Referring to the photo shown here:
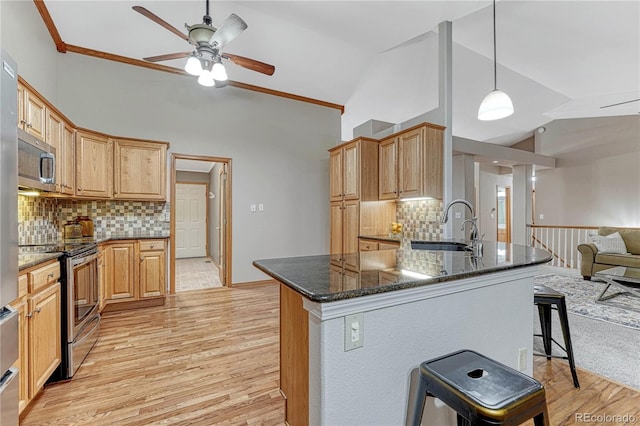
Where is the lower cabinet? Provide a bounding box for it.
[13,260,62,414]
[100,239,167,311]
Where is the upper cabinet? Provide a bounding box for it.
[378,123,444,200]
[46,109,75,195]
[76,131,113,198]
[114,139,167,200]
[329,138,379,202]
[18,82,47,140]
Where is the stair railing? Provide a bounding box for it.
[526,225,597,269]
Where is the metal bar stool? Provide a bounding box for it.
[408,349,550,426]
[534,284,580,388]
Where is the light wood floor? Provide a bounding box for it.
[21,282,640,425]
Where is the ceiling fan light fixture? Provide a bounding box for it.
[185,55,203,76]
[478,89,513,121]
[211,62,228,81]
[197,69,216,87]
[478,0,513,121]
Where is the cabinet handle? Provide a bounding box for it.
[78,187,83,191]
[150,245,155,249]
[25,312,33,319]
[140,255,144,262]
[47,272,54,278]
[26,123,33,128]
[34,307,41,314]
[20,119,26,125]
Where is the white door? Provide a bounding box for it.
[175,183,207,258]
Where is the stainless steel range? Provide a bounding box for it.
[21,242,100,380]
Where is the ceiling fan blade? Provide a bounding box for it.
[143,52,192,63]
[600,98,640,109]
[223,53,275,76]
[133,6,189,42]
[210,14,247,49]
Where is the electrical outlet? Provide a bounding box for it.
[344,313,364,351]
[250,204,257,212]
[518,347,527,371]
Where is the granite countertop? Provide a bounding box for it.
[19,252,63,270]
[253,241,552,303]
[19,231,170,270]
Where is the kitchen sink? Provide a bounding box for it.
[410,240,472,252]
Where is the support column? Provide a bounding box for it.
[512,164,533,245]
[439,21,454,238]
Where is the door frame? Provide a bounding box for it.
[170,153,232,293]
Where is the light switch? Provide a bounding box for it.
[250,204,257,212]
[258,203,264,212]
[344,313,364,351]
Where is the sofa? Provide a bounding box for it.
[577,226,640,280]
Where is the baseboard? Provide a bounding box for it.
[102,297,165,312]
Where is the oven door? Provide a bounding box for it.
[67,251,99,341]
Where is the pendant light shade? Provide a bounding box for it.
[478,0,513,121]
[478,89,513,120]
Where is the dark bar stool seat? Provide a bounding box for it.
[534,284,580,388]
[408,349,550,426]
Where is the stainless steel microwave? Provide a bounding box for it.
[17,127,56,192]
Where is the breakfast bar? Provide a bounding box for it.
[254,241,552,426]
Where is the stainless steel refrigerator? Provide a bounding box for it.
[0,48,20,426]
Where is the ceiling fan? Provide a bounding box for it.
[132,0,275,87]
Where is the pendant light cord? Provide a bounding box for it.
[492,0,497,91]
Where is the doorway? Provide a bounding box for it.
[497,186,511,243]
[170,154,232,293]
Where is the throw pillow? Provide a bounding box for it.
[590,232,628,254]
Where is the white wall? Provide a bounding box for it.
[534,115,640,227]
[3,3,341,283]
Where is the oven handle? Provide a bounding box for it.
[70,251,99,267]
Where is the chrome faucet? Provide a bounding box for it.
[441,199,483,256]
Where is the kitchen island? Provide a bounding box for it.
[253,241,552,426]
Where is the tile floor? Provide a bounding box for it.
[175,257,223,291]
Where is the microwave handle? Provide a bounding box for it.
[40,152,55,184]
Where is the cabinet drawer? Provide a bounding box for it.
[18,274,28,298]
[359,241,379,251]
[139,240,166,252]
[28,262,60,293]
[379,242,400,250]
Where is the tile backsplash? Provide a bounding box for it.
[396,199,444,243]
[18,196,169,244]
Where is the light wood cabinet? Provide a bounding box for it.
[46,110,76,195]
[104,242,136,302]
[378,123,444,200]
[101,239,167,310]
[17,82,46,140]
[98,245,106,312]
[76,130,113,198]
[114,139,167,200]
[329,138,379,202]
[14,261,62,413]
[29,282,61,395]
[139,240,166,298]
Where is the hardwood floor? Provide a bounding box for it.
[21,282,640,425]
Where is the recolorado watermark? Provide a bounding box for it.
[575,412,637,423]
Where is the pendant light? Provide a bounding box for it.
[478,0,513,121]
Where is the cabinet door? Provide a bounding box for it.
[17,83,25,127]
[98,246,106,311]
[140,250,166,298]
[379,137,398,200]
[9,297,29,413]
[60,124,76,195]
[342,142,360,200]
[28,282,61,397]
[342,200,360,270]
[114,139,167,200]
[398,127,424,198]
[423,126,443,199]
[105,243,136,301]
[329,149,343,202]
[24,90,47,140]
[330,202,343,255]
[46,109,64,193]
[76,131,113,198]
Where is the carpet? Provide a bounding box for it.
[533,273,640,390]
[534,273,640,329]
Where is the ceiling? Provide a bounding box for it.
[44,1,639,146]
